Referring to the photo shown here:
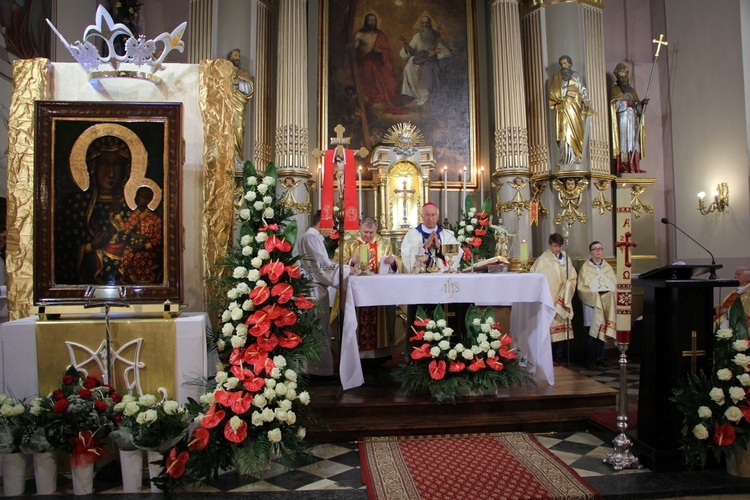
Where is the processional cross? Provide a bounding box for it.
[616,231,637,268]
[394,179,415,228]
[682,331,705,374]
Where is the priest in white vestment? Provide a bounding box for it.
[297,210,356,376]
[529,232,577,363]
[577,241,617,368]
[400,202,460,273]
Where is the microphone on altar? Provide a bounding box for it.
[660,217,718,279]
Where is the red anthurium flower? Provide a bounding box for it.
[230,364,253,381]
[274,308,297,327]
[468,357,486,372]
[244,345,269,374]
[63,375,75,385]
[474,229,487,236]
[409,328,425,342]
[429,359,447,380]
[278,330,302,349]
[492,322,503,332]
[263,223,279,232]
[201,404,226,429]
[94,400,109,412]
[413,316,431,327]
[246,309,271,328]
[256,333,279,352]
[69,430,103,466]
[262,356,276,376]
[213,390,238,408]
[262,304,283,320]
[230,393,254,414]
[285,265,301,279]
[329,229,340,240]
[462,247,472,262]
[739,403,750,424]
[271,283,294,304]
[250,285,270,306]
[449,361,466,373]
[486,357,505,371]
[188,427,210,451]
[499,346,516,360]
[478,218,490,226]
[294,295,315,309]
[165,448,190,479]
[78,388,92,399]
[469,238,482,247]
[262,261,286,283]
[500,334,513,346]
[410,343,432,360]
[275,238,292,253]
[265,235,282,253]
[224,418,249,443]
[713,422,736,447]
[243,375,266,393]
[476,211,487,218]
[52,399,69,413]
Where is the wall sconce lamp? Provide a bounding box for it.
[697,182,729,215]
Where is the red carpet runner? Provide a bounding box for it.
[359,432,600,500]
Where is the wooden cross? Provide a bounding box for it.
[311,124,369,159]
[616,231,638,268]
[394,179,415,228]
[682,330,705,374]
[652,34,668,59]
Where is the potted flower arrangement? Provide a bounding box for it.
[671,297,750,471]
[393,304,533,403]
[455,196,498,270]
[0,394,28,495]
[147,162,320,495]
[31,366,121,494]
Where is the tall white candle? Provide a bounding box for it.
[443,165,448,218]
[358,166,363,217]
[318,165,322,210]
[480,165,485,206]
[461,165,467,215]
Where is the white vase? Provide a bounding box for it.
[119,449,143,493]
[70,461,95,495]
[32,452,57,495]
[1,453,27,496]
[727,443,750,477]
[146,450,164,493]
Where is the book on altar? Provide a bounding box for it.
[461,256,510,273]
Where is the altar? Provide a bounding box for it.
[0,313,210,404]
[340,273,555,390]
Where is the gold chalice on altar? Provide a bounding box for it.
[442,244,460,273]
[414,253,429,274]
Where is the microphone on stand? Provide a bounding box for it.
[660,217,718,279]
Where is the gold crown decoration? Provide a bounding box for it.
[46,5,187,84]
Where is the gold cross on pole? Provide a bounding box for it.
[682,330,705,374]
[311,124,369,160]
[652,34,668,59]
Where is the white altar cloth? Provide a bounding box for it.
[340,273,555,390]
[0,313,209,404]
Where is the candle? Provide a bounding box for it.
[359,243,369,271]
[461,165,467,215]
[318,165,322,210]
[358,165,363,217]
[443,165,448,217]
[520,239,528,264]
[480,165,485,206]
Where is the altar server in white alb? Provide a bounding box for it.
[577,241,617,369]
[296,210,357,376]
[530,232,577,363]
[400,202,460,273]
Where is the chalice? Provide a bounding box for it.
[414,253,429,274]
[442,244,460,273]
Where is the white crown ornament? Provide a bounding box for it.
[46,5,187,84]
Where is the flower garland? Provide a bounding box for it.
[150,162,321,495]
[672,297,750,468]
[455,197,497,270]
[393,304,533,403]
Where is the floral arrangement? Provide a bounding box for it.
[149,162,320,495]
[0,395,26,454]
[455,196,497,270]
[393,304,533,403]
[322,204,342,258]
[31,367,121,465]
[111,394,191,451]
[672,297,750,468]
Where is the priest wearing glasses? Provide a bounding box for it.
[400,202,460,274]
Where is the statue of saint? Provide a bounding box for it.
[548,55,592,165]
[610,62,648,174]
[227,48,254,165]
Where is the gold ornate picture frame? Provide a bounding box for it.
[319,0,478,186]
[34,101,183,304]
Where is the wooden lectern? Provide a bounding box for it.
[633,264,738,471]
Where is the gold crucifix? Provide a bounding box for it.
[394,178,415,228]
[682,330,705,374]
[311,124,369,160]
[652,34,668,59]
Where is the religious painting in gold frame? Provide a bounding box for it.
[319,0,478,187]
[34,101,183,304]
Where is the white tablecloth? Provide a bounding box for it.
[341,273,555,390]
[0,312,209,404]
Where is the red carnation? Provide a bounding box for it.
[94,400,109,412]
[78,388,92,400]
[52,399,69,413]
[83,376,99,389]
[52,390,65,401]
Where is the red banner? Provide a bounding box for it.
[321,150,337,231]
[323,147,359,231]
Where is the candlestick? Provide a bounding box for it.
[461,165,467,215]
[318,165,322,210]
[358,165,363,217]
[520,239,528,264]
[443,165,448,217]
[480,165,485,206]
